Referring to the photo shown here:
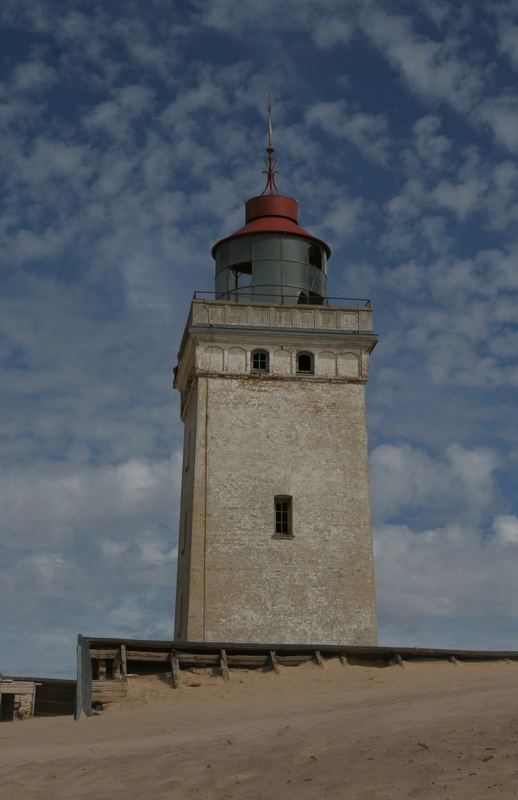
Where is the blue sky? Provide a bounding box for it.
[2,0,518,677]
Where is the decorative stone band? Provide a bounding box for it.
[190,299,373,334]
[195,343,367,380]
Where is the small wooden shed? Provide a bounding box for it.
[0,679,39,721]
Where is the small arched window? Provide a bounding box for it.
[251,349,269,373]
[297,351,314,374]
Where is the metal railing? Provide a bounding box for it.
[193,288,371,308]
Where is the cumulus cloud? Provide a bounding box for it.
[360,8,484,111]
[493,515,518,544]
[12,59,57,91]
[312,18,353,49]
[306,99,390,163]
[485,160,518,229]
[371,442,500,525]
[0,454,181,675]
[0,269,185,675]
[371,399,517,648]
[413,115,451,169]
[318,195,366,242]
[375,519,518,648]
[2,457,180,548]
[495,6,518,69]
[433,175,485,220]
[480,95,518,152]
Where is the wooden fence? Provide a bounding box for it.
[75,634,518,719]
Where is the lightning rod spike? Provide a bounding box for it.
[261,88,279,195]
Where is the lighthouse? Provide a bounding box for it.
[173,115,378,645]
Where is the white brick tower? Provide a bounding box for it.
[173,131,378,645]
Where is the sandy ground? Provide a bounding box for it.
[1,658,518,799]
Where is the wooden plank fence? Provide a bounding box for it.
[75,634,518,717]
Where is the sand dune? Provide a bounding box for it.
[1,658,518,799]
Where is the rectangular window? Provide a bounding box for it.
[252,350,269,373]
[274,496,293,537]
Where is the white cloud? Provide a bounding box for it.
[0,448,182,674]
[480,95,518,152]
[493,515,518,544]
[318,195,365,242]
[312,18,353,49]
[371,442,500,524]
[375,519,518,645]
[413,114,451,169]
[360,9,483,111]
[115,84,155,113]
[496,19,518,68]
[305,99,389,163]
[13,60,57,92]
[485,160,518,229]
[433,175,485,219]
[15,138,93,185]
[1,456,180,548]
[417,0,451,28]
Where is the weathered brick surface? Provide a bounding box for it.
[174,300,378,646]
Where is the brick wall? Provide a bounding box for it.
[174,301,378,646]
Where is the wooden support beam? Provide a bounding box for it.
[98,659,107,681]
[392,654,405,668]
[126,651,169,662]
[120,645,127,681]
[90,649,119,660]
[339,653,348,666]
[0,681,39,695]
[269,650,280,674]
[276,654,314,665]
[76,635,93,719]
[170,651,181,689]
[227,655,268,666]
[220,649,230,681]
[112,653,121,681]
[314,650,324,668]
[178,654,220,666]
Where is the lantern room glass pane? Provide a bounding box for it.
[215,270,230,298]
[308,265,326,295]
[215,241,230,272]
[308,243,323,270]
[253,234,282,260]
[321,251,327,275]
[282,236,308,263]
[228,237,252,266]
[252,284,282,303]
[281,262,308,294]
[252,261,282,297]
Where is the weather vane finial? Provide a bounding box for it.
[261,89,279,195]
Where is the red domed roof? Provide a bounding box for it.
[211,194,331,259]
